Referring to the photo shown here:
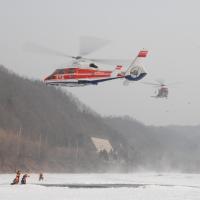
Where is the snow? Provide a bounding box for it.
[1,173,200,200]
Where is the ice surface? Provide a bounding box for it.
[1,173,200,200]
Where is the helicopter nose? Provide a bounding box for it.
[44,76,49,81]
[44,76,52,83]
[44,75,54,81]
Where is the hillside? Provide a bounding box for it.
[0,66,132,172]
[106,116,200,172]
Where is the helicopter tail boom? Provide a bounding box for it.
[111,65,123,77]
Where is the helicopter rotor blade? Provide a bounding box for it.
[155,78,165,85]
[79,36,110,57]
[24,43,74,59]
[79,36,131,65]
[165,81,182,86]
[24,37,130,67]
[142,82,162,86]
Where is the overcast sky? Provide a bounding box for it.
[0,0,200,126]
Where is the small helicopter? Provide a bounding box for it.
[26,37,148,87]
[142,80,181,98]
[142,80,169,98]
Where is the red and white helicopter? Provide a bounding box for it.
[142,79,180,99]
[26,37,148,87]
[44,50,148,87]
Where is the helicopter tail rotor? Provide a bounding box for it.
[124,50,148,82]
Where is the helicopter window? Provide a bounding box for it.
[89,63,98,69]
[68,68,75,74]
[53,69,65,75]
[58,69,65,74]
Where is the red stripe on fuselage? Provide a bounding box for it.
[51,68,112,80]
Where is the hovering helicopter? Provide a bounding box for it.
[142,80,169,98]
[142,80,181,98]
[25,37,149,87]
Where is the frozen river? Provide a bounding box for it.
[1,173,200,200]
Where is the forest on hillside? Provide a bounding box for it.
[0,66,133,172]
[106,116,200,172]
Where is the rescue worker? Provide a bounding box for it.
[11,170,21,185]
[21,174,30,184]
[39,173,44,181]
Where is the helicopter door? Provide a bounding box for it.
[68,68,75,79]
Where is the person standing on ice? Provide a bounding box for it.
[39,173,44,181]
[21,174,30,184]
[11,170,21,185]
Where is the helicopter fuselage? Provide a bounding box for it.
[44,67,125,87]
[44,50,148,87]
[156,87,168,98]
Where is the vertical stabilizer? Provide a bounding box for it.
[125,50,148,81]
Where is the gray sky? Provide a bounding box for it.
[1,0,200,126]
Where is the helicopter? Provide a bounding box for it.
[142,80,169,98]
[142,79,181,98]
[25,37,148,87]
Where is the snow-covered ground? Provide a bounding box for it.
[1,173,200,200]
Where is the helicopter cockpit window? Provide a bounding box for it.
[53,69,65,75]
[58,69,65,74]
[89,63,98,69]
